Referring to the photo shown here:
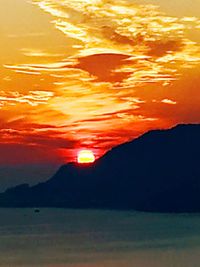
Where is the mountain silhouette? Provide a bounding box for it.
[0,124,200,212]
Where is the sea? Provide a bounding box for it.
[0,208,199,267]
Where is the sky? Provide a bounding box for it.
[0,0,200,189]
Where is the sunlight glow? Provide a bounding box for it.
[77,150,95,164]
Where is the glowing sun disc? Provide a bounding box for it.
[77,150,95,164]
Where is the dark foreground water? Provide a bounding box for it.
[0,208,200,267]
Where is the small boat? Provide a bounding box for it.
[34,208,40,213]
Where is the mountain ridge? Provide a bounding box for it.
[0,123,200,212]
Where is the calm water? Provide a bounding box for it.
[0,209,200,267]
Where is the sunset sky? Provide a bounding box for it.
[0,0,199,189]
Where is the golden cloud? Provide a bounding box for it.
[31,0,200,87]
[7,0,200,89]
[0,90,54,107]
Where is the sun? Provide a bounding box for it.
[77,150,95,164]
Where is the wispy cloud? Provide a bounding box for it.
[31,0,200,87]
[21,48,65,58]
[7,0,200,88]
[161,99,177,105]
[0,91,54,107]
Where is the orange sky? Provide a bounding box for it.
[0,0,200,186]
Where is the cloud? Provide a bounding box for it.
[152,99,177,105]
[32,0,200,71]
[161,99,177,105]
[0,90,54,107]
[21,48,65,58]
[7,0,200,88]
[0,127,77,149]
[0,119,81,164]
